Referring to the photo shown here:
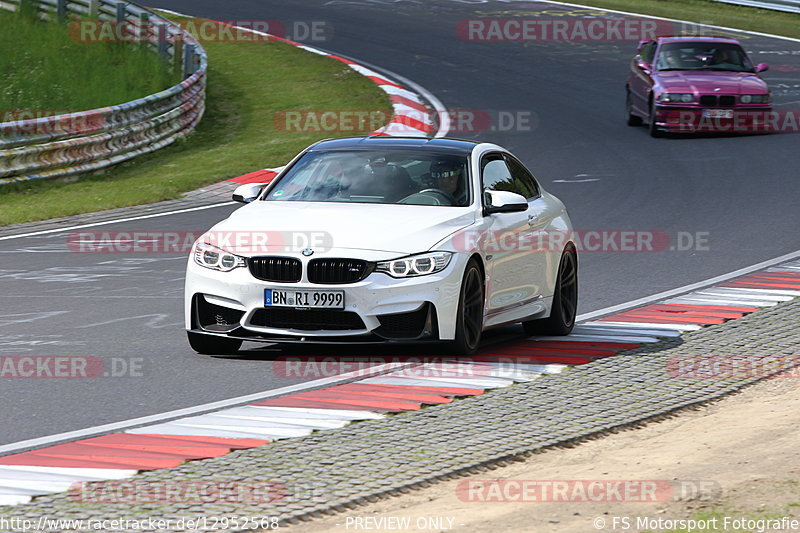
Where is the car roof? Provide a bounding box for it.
[656,35,742,45]
[308,136,480,155]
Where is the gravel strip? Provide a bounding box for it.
[2,298,798,532]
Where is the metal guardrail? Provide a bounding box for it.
[712,0,800,14]
[0,0,207,184]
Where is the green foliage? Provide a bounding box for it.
[0,9,178,113]
[0,14,391,225]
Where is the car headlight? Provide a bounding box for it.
[193,242,246,272]
[741,94,769,104]
[375,252,452,278]
[657,93,695,103]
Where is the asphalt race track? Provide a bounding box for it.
[2,0,799,446]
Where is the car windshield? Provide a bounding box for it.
[262,149,471,207]
[655,42,754,72]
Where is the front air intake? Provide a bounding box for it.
[248,257,302,282]
[307,258,371,284]
[250,308,366,330]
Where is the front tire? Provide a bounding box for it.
[626,90,642,126]
[187,331,243,355]
[649,102,663,138]
[523,246,578,337]
[449,260,484,354]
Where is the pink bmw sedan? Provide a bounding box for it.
[626,36,771,136]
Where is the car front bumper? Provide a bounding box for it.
[652,105,774,133]
[184,254,469,344]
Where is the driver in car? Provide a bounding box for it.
[660,48,683,69]
[430,160,467,206]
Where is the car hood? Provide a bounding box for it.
[655,70,768,94]
[204,201,477,256]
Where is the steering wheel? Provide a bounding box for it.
[415,188,457,205]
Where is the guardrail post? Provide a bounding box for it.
[18,0,35,17]
[173,33,184,75]
[138,11,150,49]
[56,0,67,23]
[183,44,196,79]
[156,22,168,60]
[88,0,99,19]
[115,1,126,22]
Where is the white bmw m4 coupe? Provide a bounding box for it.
[185,136,577,355]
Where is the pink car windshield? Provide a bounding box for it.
[655,42,754,72]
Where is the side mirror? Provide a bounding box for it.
[637,60,652,73]
[755,63,769,73]
[232,183,268,203]
[483,190,528,216]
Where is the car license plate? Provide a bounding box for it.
[702,109,734,119]
[265,289,344,309]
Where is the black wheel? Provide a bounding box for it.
[187,331,243,355]
[649,101,663,138]
[523,247,578,337]
[449,260,484,354]
[626,90,642,126]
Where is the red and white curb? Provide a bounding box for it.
[227,166,285,186]
[1,259,798,506]
[288,40,436,138]
[275,45,435,138]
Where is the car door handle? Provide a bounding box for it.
[527,215,537,226]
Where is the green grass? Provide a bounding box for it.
[569,0,800,39]
[0,14,391,225]
[0,9,178,114]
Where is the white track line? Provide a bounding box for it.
[666,297,778,307]
[0,362,415,457]
[585,321,703,331]
[0,202,235,242]
[697,288,794,301]
[576,249,800,322]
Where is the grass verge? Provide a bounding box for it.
[0,9,178,115]
[566,0,800,39]
[0,15,392,226]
